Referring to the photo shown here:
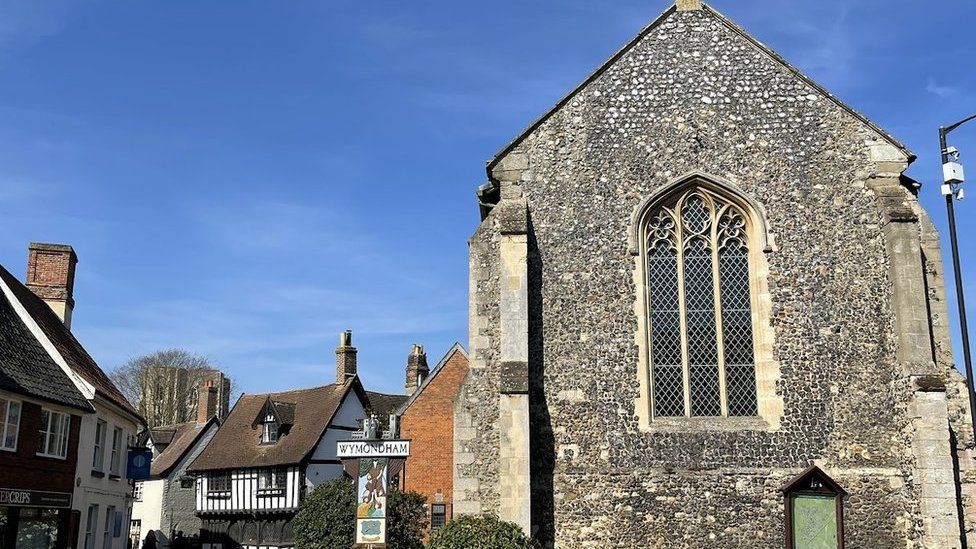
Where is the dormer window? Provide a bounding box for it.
[261,415,279,444]
[254,398,293,445]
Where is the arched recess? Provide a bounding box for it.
[631,172,782,431]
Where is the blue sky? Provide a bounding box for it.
[1,0,974,397]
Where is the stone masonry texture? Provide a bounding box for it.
[455,3,975,548]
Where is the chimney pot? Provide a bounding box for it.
[336,330,357,383]
[405,344,430,396]
[26,243,78,329]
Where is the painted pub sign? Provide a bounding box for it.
[337,413,410,548]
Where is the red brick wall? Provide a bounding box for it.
[0,400,81,493]
[26,243,76,302]
[400,348,468,520]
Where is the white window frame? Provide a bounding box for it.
[37,409,70,459]
[261,420,279,444]
[93,419,106,470]
[431,504,448,529]
[85,504,99,549]
[642,188,758,418]
[133,481,144,502]
[1,397,21,451]
[129,519,141,549]
[103,505,115,549]
[110,426,123,475]
[257,469,285,493]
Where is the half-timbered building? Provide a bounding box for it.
[186,332,404,549]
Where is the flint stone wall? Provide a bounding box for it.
[457,5,970,548]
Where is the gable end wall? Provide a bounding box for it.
[457,5,963,548]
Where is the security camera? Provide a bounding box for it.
[947,146,962,160]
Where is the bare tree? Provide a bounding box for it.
[110,349,236,429]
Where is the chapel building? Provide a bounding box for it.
[454,1,976,547]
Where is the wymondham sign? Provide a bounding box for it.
[337,412,411,548]
[337,441,410,459]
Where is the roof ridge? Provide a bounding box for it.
[239,381,346,399]
[152,421,196,431]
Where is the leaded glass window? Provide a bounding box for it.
[644,188,758,418]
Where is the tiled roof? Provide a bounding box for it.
[365,390,408,418]
[188,379,362,472]
[150,419,216,478]
[151,428,177,445]
[0,271,92,412]
[0,265,142,422]
[272,401,296,425]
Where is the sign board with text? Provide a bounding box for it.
[337,440,410,459]
[338,430,410,548]
[0,488,72,508]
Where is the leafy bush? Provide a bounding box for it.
[387,490,427,549]
[293,477,427,549]
[426,514,537,549]
[293,478,355,549]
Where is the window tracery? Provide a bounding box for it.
[644,187,758,418]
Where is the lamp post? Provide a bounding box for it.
[940,113,976,433]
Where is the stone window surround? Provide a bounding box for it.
[631,172,783,432]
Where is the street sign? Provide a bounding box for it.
[338,413,410,548]
[337,440,410,459]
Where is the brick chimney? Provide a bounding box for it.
[405,344,429,396]
[197,381,218,424]
[336,330,357,383]
[26,243,78,329]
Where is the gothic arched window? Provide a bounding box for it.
[643,186,759,418]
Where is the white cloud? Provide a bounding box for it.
[190,197,374,256]
[926,78,957,98]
